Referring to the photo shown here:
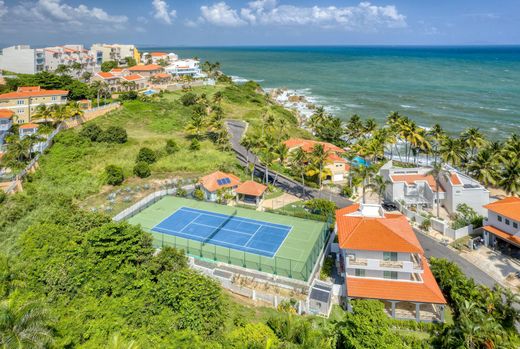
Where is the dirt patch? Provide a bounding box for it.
[262,193,301,210]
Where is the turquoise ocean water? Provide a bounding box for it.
[144,46,520,138]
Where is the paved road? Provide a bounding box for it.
[415,228,496,288]
[226,120,353,208]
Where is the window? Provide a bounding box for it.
[505,219,510,225]
[18,109,24,114]
[17,100,24,105]
[384,271,398,279]
[383,252,398,261]
[514,222,518,229]
[52,96,57,101]
[497,215,502,222]
[355,269,365,277]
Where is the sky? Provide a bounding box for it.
[0,0,519,47]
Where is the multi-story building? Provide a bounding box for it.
[482,197,520,256]
[0,45,45,74]
[380,161,489,215]
[336,203,446,322]
[283,138,350,183]
[0,109,14,148]
[127,64,164,78]
[90,44,140,64]
[43,45,97,74]
[120,74,147,90]
[0,86,68,124]
[165,59,203,77]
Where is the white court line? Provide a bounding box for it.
[179,213,202,233]
[244,225,262,247]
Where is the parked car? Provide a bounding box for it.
[382,201,398,211]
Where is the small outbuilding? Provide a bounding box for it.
[236,180,267,207]
[198,171,241,202]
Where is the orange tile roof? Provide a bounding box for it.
[284,138,345,154]
[336,204,423,253]
[0,87,68,100]
[484,197,520,221]
[450,173,462,185]
[0,109,14,119]
[153,73,171,79]
[19,123,39,130]
[327,152,348,164]
[110,68,124,73]
[96,72,117,79]
[391,174,445,193]
[483,225,520,247]
[121,74,144,81]
[346,256,446,304]
[199,171,241,192]
[236,181,267,197]
[128,64,162,72]
[151,52,167,57]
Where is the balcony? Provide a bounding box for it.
[347,256,423,273]
[380,260,403,268]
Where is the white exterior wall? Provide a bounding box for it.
[486,211,520,235]
[0,46,39,74]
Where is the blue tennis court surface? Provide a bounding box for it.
[152,207,292,257]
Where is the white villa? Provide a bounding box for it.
[165,59,203,77]
[482,197,520,255]
[379,161,489,215]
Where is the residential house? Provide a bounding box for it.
[236,181,267,207]
[19,123,46,153]
[0,109,14,148]
[380,161,489,215]
[165,59,203,77]
[141,52,178,65]
[92,72,120,92]
[109,68,127,77]
[283,138,350,183]
[482,197,520,256]
[90,44,140,65]
[336,203,446,322]
[128,64,164,78]
[0,86,68,124]
[150,73,172,84]
[199,171,241,202]
[120,74,147,90]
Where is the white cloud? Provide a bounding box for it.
[194,1,406,30]
[137,16,149,24]
[0,1,7,18]
[200,2,247,27]
[152,0,177,25]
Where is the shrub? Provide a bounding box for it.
[176,187,187,197]
[304,198,337,217]
[101,60,118,72]
[340,185,353,198]
[419,218,432,231]
[226,323,279,349]
[0,191,6,204]
[133,161,151,178]
[180,92,197,106]
[164,139,179,154]
[450,203,484,230]
[118,91,138,101]
[193,188,205,201]
[189,139,200,151]
[100,126,127,144]
[320,256,334,280]
[105,165,124,185]
[79,123,102,141]
[136,147,157,164]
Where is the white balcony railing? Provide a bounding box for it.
[347,257,423,273]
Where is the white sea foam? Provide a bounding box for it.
[230,75,264,83]
[345,103,363,108]
[400,104,416,109]
[497,108,509,111]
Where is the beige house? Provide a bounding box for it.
[0,86,68,124]
[127,64,164,78]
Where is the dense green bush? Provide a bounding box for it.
[79,123,103,141]
[104,165,124,185]
[165,139,180,154]
[0,191,6,205]
[101,61,118,72]
[133,161,151,178]
[450,203,484,229]
[136,147,157,164]
[189,139,201,151]
[118,91,138,101]
[180,92,197,106]
[100,126,128,143]
[304,199,337,218]
[193,188,205,201]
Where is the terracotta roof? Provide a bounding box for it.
[284,138,345,154]
[391,174,445,193]
[236,181,267,197]
[336,204,423,253]
[128,64,162,72]
[328,152,348,164]
[199,171,241,192]
[450,173,462,185]
[151,52,167,57]
[19,123,39,130]
[483,225,520,247]
[484,197,520,221]
[153,73,171,79]
[346,256,446,304]
[96,72,117,79]
[110,68,124,73]
[0,109,14,119]
[0,87,68,100]
[121,74,144,81]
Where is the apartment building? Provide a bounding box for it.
[283,138,350,183]
[165,59,203,77]
[482,197,520,256]
[0,109,14,147]
[380,161,489,215]
[90,44,140,64]
[336,203,446,322]
[0,45,45,74]
[44,45,97,73]
[141,52,178,65]
[0,87,68,124]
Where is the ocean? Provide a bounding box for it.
[143,46,520,138]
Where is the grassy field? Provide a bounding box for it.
[127,196,328,281]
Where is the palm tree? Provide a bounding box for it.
[368,175,390,204]
[185,110,206,140]
[363,118,378,136]
[440,136,464,167]
[353,164,375,204]
[461,127,487,160]
[498,158,520,196]
[33,104,52,123]
[344,114,364,142]
[427,123,445,165]
[467,147,498,186]
[260,139,277,185]
[90,80,108,108]
[307,107,326,133]
[310,144,331,190]
[290,147,308,197]
[0,300,52,348]
[212,91,223,105]
[240,135,255,176]
[427,163,451,218]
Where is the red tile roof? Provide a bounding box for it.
[121,74,144,81]
[199,171,241,192]
[0,87,68,100]
[128,64,162,72]
[236,181,267,197]
[151,52,167,57]
[96,72,117,79]
[450,173,462,185]
[19,123,39,130]
[284,138,345,154]
[346,256,446,304]
[391,174,445,193]
[0,109,14,119]
[483,225,520,247]
[484,197,520,221]
[153,73,171,79]
[110,68,124,73]
[328,152,348,164]
[336,204,423,253]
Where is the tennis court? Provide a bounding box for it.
[152,207,291,257]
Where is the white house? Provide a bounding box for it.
[198,171,241,202]
[379,161,489,215]
[165,59,203,77]
[482,197,520,256]
[0,45,45,74]
[336,203,446,322]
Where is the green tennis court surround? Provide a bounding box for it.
[127,196,330,281]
